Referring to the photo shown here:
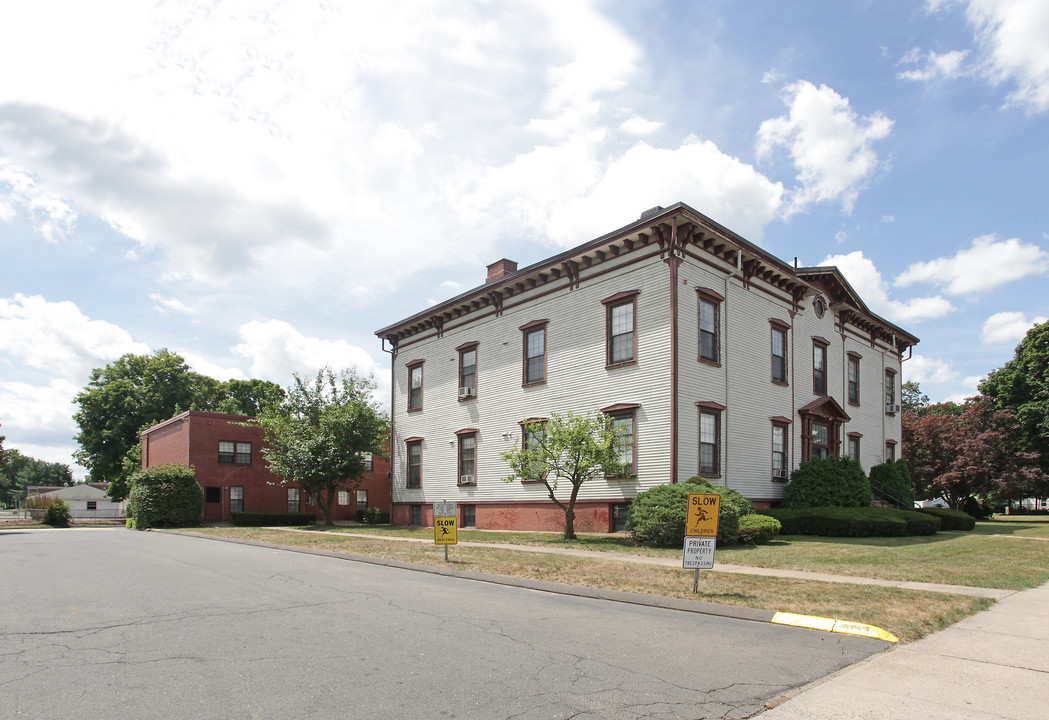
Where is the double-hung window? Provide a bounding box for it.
[848,353,861,405]
[770,320,789,384]
[848,433,862,462]
[219,441,251,464]
[287,488,300,513]
[813,339,828,395]
[230,486,244,513]
[520,418,548,481]
[458,342,477,399]
[456,430,477,485]
[407,361,424,411]
[697,402,724,477]
[885,370,897,414]
[602,403,638,477]
[697,289,723,364]
[406,439,422,488]
[771,420,789,480]
[603,291,638,367]
[521,320,548,385]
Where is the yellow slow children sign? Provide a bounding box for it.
[685,493,721,537]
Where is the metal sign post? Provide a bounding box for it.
[433,500,458,561]
[683,493,721,592]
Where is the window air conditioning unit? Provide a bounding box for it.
[458,386,475,399]
[459,474,475,485]
[772,469,788,479]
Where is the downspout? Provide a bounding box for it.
[668,217,680,483]
[723,251,743,488]
[381,337,396,515]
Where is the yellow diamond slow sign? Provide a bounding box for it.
[686,493,720,537]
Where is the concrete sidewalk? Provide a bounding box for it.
[759,578,1049,719]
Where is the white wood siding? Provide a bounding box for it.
[391,254,674,507]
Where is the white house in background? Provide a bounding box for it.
[28,484,124,519]
[375,202,919,533]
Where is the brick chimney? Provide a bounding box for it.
[486,258,518,283]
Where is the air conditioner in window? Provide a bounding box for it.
[459,474,475,485]
[887,403,900,413]
[458,386,475,399]
[772,468,788,479]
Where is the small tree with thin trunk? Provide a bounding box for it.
[501,411,626,540]
[250,367,388,526]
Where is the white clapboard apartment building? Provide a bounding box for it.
[375,202,919,532]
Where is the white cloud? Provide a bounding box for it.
[819,251,955,323]
[232,320,389,406]
[761,70,785,84]
[904,354,962,384]
[894,234,1049,294]
[149,293,194,316]
[757,80,893,214]
[0,294,150,380]
[461,135,785,249]
[0,159,77,242]
[981,311,1049,343]
[881,215,895,223]
[619,116,664,135]
[946,375,986,404]
[0,378,80,438]
[966,0,1049,113]
[897,49,969,81]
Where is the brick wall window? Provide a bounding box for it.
[230,486,244,513]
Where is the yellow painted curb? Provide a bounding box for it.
[772,612,899,643]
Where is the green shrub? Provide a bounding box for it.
[685,477,755,518]
[962,497,993,519]
[357,507,389,524]
[43,499,72,527]
[127,464,203,529]
[868,461,915,508]
[763,506,940,537]
[783,456,872,509]
[627,479,741,547]
[230,512,317,526]
[919,507,976,531]
[737,514,781,544]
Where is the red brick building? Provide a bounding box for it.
[141,411,391,523]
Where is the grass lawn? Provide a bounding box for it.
[274,519,1049,590]
[182,525,996,643]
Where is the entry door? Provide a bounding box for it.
[203,486,223,521]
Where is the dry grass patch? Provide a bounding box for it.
[180,526,986,642]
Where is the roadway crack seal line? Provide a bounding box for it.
[771,611,899,643]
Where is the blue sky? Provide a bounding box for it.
[2,0,1047,480]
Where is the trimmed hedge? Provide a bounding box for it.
[869,460,915,508]
[626,478,742,547]
[737,514,781,544]
[919,507,976,531]
[231,512,317,526]
[784,456,872,509]
[763,506,941,537]
[127,464,203,529]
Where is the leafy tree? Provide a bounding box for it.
[73,350,286,490]
[905,397,1044,508]
[0,450,74,507]
[901,381,930,415]
[74,350,199,486]
[250,367,388,526]
[501,411,626,540]
[981,320,1049,476]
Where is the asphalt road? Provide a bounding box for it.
[1,529,889,719]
